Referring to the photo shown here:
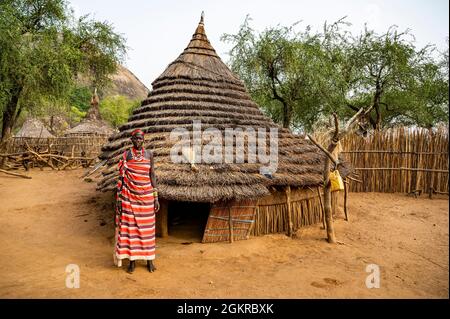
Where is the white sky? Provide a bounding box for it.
[69,0,449,89]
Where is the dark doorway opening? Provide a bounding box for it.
[168,201,211,242]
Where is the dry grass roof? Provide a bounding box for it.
[97,14,328,202]
[65,91,115,137]
[15,118,54,138]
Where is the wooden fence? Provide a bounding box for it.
[338,127,448,194]
[10,136,108,158]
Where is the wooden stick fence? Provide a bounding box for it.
[336,127,449,194]
[0,136,108,172]
[10,136,108,158]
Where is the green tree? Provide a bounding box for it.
[345,27,448,129]
[0,0,126,142]
[222,16,326,130]
[99,95,140,128]
[68,85,92,112]
[223,16,448,131]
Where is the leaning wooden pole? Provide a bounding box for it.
[0,168,32,179]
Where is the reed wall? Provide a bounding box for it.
[338,127,448,193]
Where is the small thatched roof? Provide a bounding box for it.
[15,118,54,138]
[65,89,115,137]
[97,14,327,202]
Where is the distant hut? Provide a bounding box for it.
[65,89,115,137]
[15,118,54,138]
[97,14,345,243]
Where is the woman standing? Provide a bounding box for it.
[114,129,160,273]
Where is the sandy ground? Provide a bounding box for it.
[0,169,448,298]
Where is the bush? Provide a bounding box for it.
[99,95,140,128]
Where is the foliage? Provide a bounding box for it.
[69,85,92,113]
[69,105,86,124]
[0,0,127,140]
[99,95,140,128]
[222,16,449,131]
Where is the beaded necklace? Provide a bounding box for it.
[131,147,145,161]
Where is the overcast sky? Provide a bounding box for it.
[69,0,449,89]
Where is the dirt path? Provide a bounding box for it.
[0,169,448,298]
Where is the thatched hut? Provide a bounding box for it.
[15,118,54,138]
[97,14,345,243]
[65,89,115,137]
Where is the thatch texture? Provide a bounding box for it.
[15,118,54,138]
[65,90,116,137]
[65,119,115,137]
[97,15,326,202]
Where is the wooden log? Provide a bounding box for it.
[25,143,57,170]
[0,168,32,179]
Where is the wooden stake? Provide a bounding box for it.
[228,205,233,243]
[344,179,349,221]
[159,199,169,237]
[316,187,326,229]
[285,186,293,237]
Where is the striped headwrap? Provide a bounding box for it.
[131,129,144,137]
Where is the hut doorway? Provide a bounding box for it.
[167,201,211,242]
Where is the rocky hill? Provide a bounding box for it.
[104,64,150,100]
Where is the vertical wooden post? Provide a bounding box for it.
[285,186,293,237]
[158,199,169,238]
[317,187,326,229]
[228,205,233,243]
[323,161,337,243]
[344,179,349,221]
[427,128,435,199]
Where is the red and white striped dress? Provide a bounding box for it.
[114,148,156,264]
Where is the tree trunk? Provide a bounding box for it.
[1,88,22,143]
[323,157,337,243]
[282,102,292,129]
[373,84,383,130]
[375,104,381,130]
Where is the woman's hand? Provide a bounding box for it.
[155,199,160,212]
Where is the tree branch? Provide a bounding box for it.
[338,104,375,139]
[346,103,360,112]
[307,134,338,167]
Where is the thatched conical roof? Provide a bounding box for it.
[15,118,54,138]
[97,14,325,202]
[65,89,115,137]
